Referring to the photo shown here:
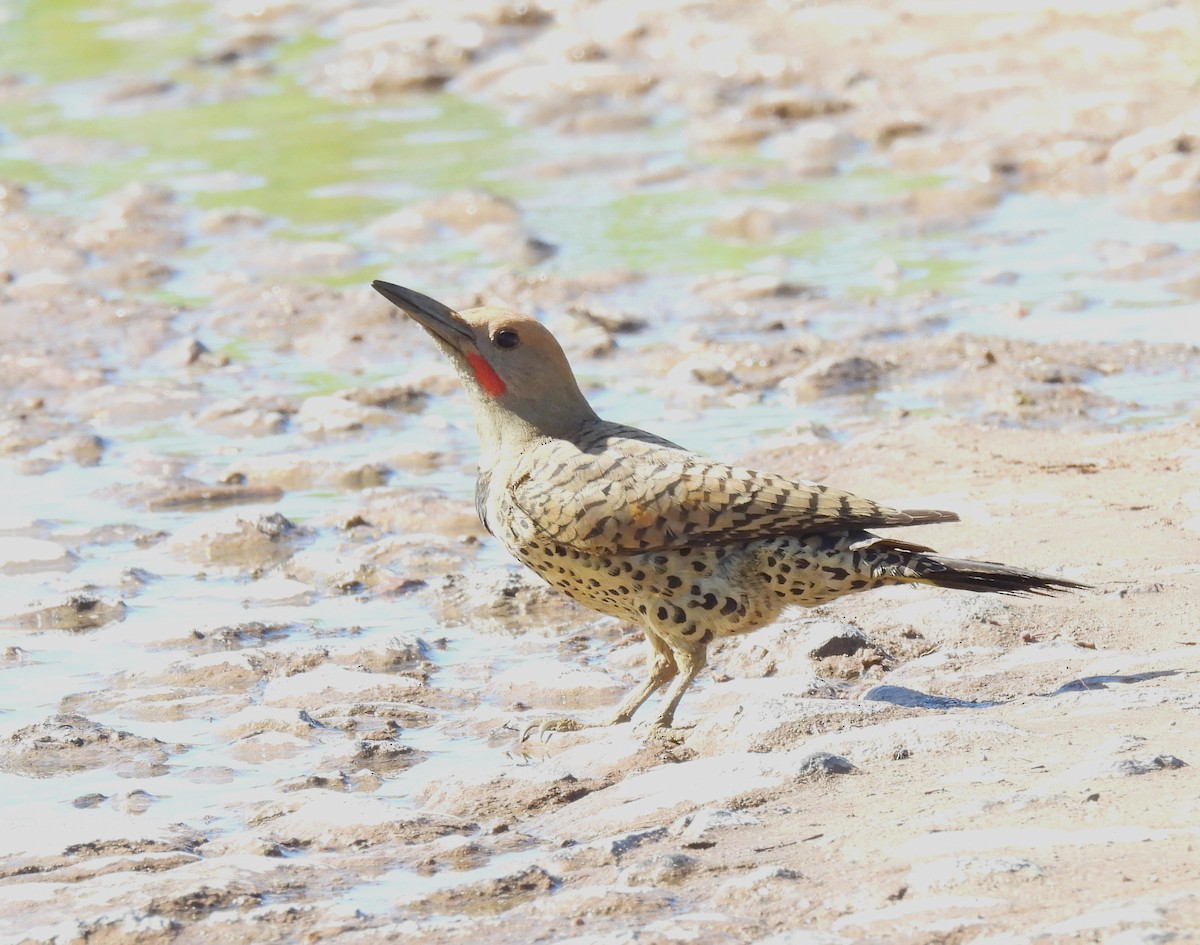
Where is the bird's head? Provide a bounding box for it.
[373,281,598,449]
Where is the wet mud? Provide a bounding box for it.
[1,1,1199,943]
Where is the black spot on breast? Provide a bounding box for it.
[666,575,682,589]
[656,606,668,620]
[691,561,706,572]
[720,597,738,616]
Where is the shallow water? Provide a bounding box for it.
[1,0,1199,926]
[5,3,1200,341]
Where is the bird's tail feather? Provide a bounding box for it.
[886,551,1088,597]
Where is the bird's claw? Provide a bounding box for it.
[518,716,586,743]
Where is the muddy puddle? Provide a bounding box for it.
[2,1,1200,943]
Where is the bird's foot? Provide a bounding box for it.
[518,716,590,743]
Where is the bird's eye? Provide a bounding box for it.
[494,328,520,349]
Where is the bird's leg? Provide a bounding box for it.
[602,638,678,725]
[519,633,677,742]
[642,641,707,733]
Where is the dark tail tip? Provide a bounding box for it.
[917,555,1089,597]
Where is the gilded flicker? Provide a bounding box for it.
[373,281,1085,736]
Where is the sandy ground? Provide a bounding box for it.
[388,421,1200,945]
[1,1,1199,943]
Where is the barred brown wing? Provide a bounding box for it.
[507,423,958,556]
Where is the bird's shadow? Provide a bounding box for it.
[864,670,1187,710]
[861,684,1004,710]
[1049,669,1183,694]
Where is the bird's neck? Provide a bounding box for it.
[474,407,541,470]
[469,393,598,471]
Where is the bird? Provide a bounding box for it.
[372,280,1086,739]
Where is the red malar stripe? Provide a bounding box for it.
[466,353,507,397]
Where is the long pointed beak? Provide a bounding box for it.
[372,281,475,350]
